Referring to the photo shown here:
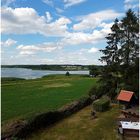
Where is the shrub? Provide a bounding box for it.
[65,71,70,76]
[92,97,110,112]
[88,85,106,99]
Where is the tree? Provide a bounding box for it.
[119,9,139,97]
[89,65,100,77]
[99,18,122,99]
[98,9,139,99]
[100,18,121,66]
[65,71,70,76]
[120,9,139,66]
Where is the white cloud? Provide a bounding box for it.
[19,51,36,55]
[124,0,138,3]
[124,0,139,10]
[61,22,112,46]
[64,0,86,8]
[124,3,139,9]
[45,48,101,65]
[1,38,17,47]
[88,47,98,53]
[17,42,61,55]
[42,0,53,7]
[73,9,123,31]
[1,7,71,37]
[55,8,64,13]
[1,0,16,7]
[2,44,102,65]
[45,12,52,22]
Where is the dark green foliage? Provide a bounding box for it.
[99,9,139,100]
[120,9,139,66]
[88,85,105,98]
[65,71,70,76]
[89,65,102,77]
[100,18,121,65]
[15,111,63,138]
[93,97,110,112]
[2,64,89,71]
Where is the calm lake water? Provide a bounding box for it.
[1,68,89,79]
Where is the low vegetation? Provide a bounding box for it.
[93,97,110,112]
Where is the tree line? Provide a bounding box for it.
[2,64,89,71]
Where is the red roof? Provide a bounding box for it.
[117,90,134,102]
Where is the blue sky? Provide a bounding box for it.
[1,0,139,65]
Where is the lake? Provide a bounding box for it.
[1,68,89,79]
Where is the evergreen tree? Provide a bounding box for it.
[120,9,139,66]
[65,71,70,76]
[100,18,121,66]
[89,65,100,77]
[119,9,139,97]
[99,18,122,99]
[98,9,139,99]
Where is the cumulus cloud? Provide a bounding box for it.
[73,9,123,31]
[64,0,86,8]
[1,38,17,47]
[1,7,71,36]
[88,47,99,53]
[61,22,112,46]
[43,48,101,65]
[124,0,139,10]
[17,42,61,55]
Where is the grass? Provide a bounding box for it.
[28,104,138,140]
[1,75,98,125]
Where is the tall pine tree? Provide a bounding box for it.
[99,9,139,99]
[99,18,121,99]
[120,9,139,97]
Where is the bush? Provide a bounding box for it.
[88,85,106,99]
[65,71,70,76]
[88,86,98,97]
[93,97,110,112]
[15,111,63,138]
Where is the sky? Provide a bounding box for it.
[1,0,139,65]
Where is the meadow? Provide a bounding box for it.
[1,75,97,125]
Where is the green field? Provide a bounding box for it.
[1,75,97,125]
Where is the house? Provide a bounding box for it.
[117,90,135,109]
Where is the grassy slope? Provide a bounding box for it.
[1,75,97,124]
[29,105,138,140]
[29,105,119,140]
